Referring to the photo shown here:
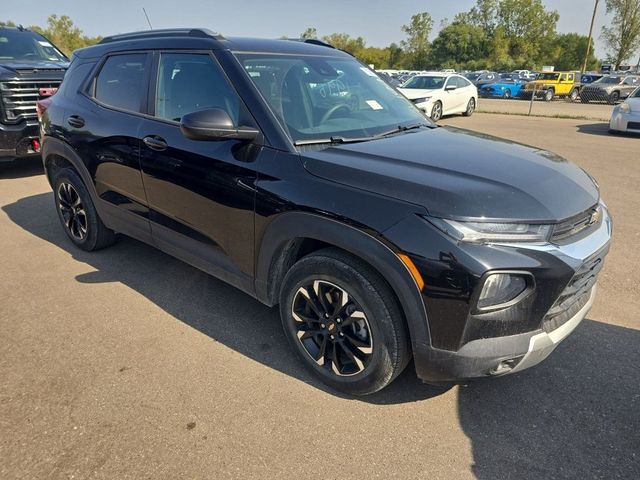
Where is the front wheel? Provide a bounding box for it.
[279,248,410,396]
[463,97,476,116]
[53,167,116,251]
[544,89,554,102]
[569,88,579,102]
[430,101,443,122]
[503,89,511,99]
[609,91,620,104]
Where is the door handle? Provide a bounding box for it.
[143,135,168,152]
[67,115,85,128]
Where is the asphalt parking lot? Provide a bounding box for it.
[1,114,638,479]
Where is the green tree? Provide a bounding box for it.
[29,14,101,56]
[0,20,17,27]
[401,12,434,69]
[548,33,598,70]
[601,0,640,67]
[430,21,487,69]
[357,47,390,68]
[300,27,317,40]
[463,0,499,33]
[387,42,404,68]
[321,33,365,55]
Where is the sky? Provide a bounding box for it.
[2,0,628,61]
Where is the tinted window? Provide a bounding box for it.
[456,77,471,88]
[403,75,446,89]
[155,53,239,123]
[95,53,148,112]
[445,77,457,88]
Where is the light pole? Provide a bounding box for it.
[582,0,600,73]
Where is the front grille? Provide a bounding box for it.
[541,249,606,332]
[0,79,61,123]
[551,206,600,242]
[628,121,640,131]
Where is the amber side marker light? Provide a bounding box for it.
[398,253,425,291]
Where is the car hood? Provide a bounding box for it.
[302,126,599,222]
[398,88,439,100]
[0,60,68,73]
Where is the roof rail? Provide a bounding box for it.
[99,28,224,44]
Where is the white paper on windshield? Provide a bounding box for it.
[366,100,384,110]
[38,41,53,47]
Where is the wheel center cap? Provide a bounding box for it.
[327,322,337,333]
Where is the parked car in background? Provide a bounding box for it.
[580,75,640,104]
[466,71,499,88]
[511,69,534,80]
[580,73,604,85]
[479,78,527,99]
[609,86,640,134]
[520,71,581,102]
[399,73,477,121]
[38,29,611,395]
[0,26,68,162]
[377,71,401,88]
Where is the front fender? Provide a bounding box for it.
[255,211,431,351]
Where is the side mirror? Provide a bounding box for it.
[445,85,457,91]
[180,108,259,142]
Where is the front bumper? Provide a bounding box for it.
[411,205,612,383]
[0,120,40,160]
[609,107,640,133]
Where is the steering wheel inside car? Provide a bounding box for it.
[319,103,351,125]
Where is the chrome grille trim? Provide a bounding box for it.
[0,79,61,122]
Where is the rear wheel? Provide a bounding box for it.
[463,97,475,117]
[279,248,410,395]
[53,167,116,251]
[569,88,579,102]
[430,101,443,122]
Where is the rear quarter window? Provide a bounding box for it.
[94,53,148,113]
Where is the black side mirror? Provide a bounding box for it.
[180,108,259,142]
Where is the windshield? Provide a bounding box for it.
[465,73,480,81]
[633,87,640,98]
[538,73,560,81]
[402,75,446,90]
[595,76,622,85]
[236,53,427,144]
[0,29,67,62]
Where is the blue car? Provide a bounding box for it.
[479,80,527,99]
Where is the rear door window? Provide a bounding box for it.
[94,53,149,113]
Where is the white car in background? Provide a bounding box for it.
[610,86,640,134]
[398,73,478,121]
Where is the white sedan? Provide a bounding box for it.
[398,73,478,122]
[610,86,640,134]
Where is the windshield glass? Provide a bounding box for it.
[0,29,67,62]
[538,73,560,81]
[595,76,622,84]
[633,87,640,98]
[402,75,446,89]
[236,53,427,144]
[465,73,480,81]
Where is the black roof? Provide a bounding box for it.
[75,28,350,59]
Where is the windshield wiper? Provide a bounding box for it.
[294,136,371,146]
[376,123,433,138]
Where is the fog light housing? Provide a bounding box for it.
[477,272,531,311]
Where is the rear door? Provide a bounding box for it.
[66,52,152,242]
[137,51,262,294]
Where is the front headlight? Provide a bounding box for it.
[412,97,431,104]
[427,217,552,243]
[619,103,631,114]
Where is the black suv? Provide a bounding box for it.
[39,29,612,395]
[0,26,67,162]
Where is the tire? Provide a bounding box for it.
[279,248,410,396]
[463,97,476,116]
[544,89,554,102]
[569,88,579,102]
[503,89,511,99]
[430,101,443,122]
[52,167,116,251]
[609,91,620,104]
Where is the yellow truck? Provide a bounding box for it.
[519,71,581,102]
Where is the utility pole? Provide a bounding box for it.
[582,0,600,73]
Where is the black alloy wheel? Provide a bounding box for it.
[291,280,373,376]
[57,182,88,241]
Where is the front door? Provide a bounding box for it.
[138,51,262,294]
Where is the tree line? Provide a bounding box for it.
[2,0,639,71]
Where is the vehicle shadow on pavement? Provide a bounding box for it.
[575,123,614,137]
[0,157,44,180]
[458,319,640,480]
[2,192,448,404]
